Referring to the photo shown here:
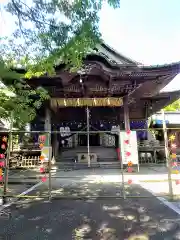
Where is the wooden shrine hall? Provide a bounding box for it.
[19,42,180,162]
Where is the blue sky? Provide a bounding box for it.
[1,0,180,91]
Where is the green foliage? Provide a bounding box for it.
[1,0,120,76]
[164,99,180,111]
[0,0,120,127]
[0,59,49,128]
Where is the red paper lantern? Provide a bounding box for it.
[128,179,132,184]
[127,167,133,173]
[0,175,3,181]
[175,179,180,185]
[124,140,129,144]
[126,152,131,157]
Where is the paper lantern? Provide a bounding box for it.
[128,179,132,184]
[169,135,176,141]
[0,162,5,167]
[0,176,3,181]
[40,167,45,173]
[39,143,44,149]
[126,152,131,157]
[124,140,129,144]
[175,179,180,185]
[0,169,2,176]
[0,154,5,159]
[1,144,6,149]
[127,161,133,167]
[2,136,7,142]
[41,176,47,182]
[127,167,133,173]
[39,155,45,161]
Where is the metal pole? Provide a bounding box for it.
[3,112,13,204]
[161,109,173,200]
[86,107,90,167]
[45,108,52,201]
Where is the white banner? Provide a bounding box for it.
[120,131,139,165]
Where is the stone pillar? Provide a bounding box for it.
[123,95,130,131]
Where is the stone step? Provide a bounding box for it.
[56,162,121,170]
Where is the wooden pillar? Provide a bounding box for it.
[124,95,130,130]
[45,108,51,133]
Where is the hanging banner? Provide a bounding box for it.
[41,147,52,162]
[120,131,139,165]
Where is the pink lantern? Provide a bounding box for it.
[0,176,3,181]
[0,154,5,159]
[127,167,133,173]
[0,162,5,167]
[40,167,45,173]
[41,176,47,182]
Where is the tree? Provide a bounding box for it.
[0,60,49,128]
[164,99,180,111]
[1,0,120,75]
[0,0,120,128]
[0,0,120,127]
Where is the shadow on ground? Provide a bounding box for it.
[0,179,180,239]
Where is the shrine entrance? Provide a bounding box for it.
[78,133,100,146]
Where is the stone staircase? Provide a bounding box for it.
[57,146,120,169]
[60,146,118,162]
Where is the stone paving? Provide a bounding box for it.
[0,168,180,239]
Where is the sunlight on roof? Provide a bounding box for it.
[160,73,180,92]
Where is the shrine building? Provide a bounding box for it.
[20,42,180,162]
